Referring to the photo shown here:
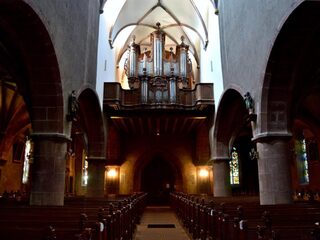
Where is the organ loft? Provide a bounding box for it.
[104,22,214,110]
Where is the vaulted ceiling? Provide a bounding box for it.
[101,0,217,67]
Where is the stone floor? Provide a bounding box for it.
[134,206,191,240]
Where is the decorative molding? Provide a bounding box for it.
[252,132,292,143]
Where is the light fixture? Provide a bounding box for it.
[199,168,209,178]
[107,168,118,178]
[110,116,124,119]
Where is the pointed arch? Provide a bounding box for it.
[0,0,63,133]
[77,87,106,159]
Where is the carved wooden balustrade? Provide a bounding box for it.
[103,82,214,111]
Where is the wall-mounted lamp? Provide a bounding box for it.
[107,168,117,178]
[106,166,119,179]
[199,168,209,178]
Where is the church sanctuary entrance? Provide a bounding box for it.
[141,155,176,205]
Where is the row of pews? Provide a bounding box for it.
[170,192,320,240]
[0,193,147,240]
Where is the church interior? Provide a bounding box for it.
[0,0,320,239]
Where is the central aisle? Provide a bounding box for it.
[134,206,191,240]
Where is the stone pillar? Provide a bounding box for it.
[86,157,106,198]
[254,133,292,205]
[30,133,70,206]
[213,157,232,197]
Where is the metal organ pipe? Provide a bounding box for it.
[124,24,192,104]
[179,37,187,79]
[129,39,137,78]
[153,33,163,76]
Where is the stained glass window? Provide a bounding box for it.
[230,147,240,185]
[295,139,309,184]
[22,139,32,184]
[82,151,88,186]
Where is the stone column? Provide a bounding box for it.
[30,133,70,206]
[86,157,106,198]
[254,133,292,205]
[213,157,232,197]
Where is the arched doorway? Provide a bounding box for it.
[141,155,176,205]
[213,89,259,197]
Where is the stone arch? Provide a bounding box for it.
[213,88,248,158]
[0,1,63,133]
[256,2,320,204]
[260,1,320,137]
[69,88,104,197]
[137,150,182,204]
[133,148,183,193]
[213,88,257,196]
[0,1,66,205]
[77,87,106,159]
[74,87,106,197]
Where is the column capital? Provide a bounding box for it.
[30,132,71,142]
[252,131,292,143]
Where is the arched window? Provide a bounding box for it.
[295,138,309,184]
[82,150,88,186]
[230,147,240,185]
[22,138,33,184]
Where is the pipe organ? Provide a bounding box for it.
[125,23,193,104]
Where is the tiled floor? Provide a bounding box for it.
[134,206,191,240]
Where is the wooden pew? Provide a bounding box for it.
[0,192,147,240]
[170,192,320,240]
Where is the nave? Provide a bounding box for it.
[134,206,190,240]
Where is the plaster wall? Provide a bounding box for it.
[218,0,303,116]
